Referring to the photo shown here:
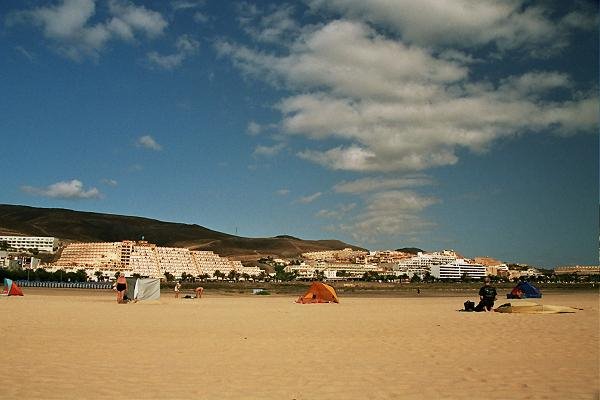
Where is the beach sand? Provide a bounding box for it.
[1,289,597,399]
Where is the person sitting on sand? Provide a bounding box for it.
[174,281,181,298]
[116,273,127,304]
[475,277,497,312]
[195,286,204,299]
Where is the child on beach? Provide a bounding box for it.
[174,281,181,298]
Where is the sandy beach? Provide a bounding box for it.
[1,289,597,399]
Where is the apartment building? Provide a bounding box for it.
[53,241,258,280]
[302,248,368,262]
[396,250,460,270]
[430,259,486,279]
[366,250,413,264]
[55,242,125,271]
[0,236,59,253]
[318,262,382,279]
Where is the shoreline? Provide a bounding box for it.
[14,283,597,298]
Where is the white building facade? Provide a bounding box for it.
[430,259,487,280]
[0,236,59,253]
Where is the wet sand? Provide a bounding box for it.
[1,289,597,399]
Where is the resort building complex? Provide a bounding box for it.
[4,236,587,282]
[53,240,259,279]
[0,235,59,253]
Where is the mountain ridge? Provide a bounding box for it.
[0,204,365,259]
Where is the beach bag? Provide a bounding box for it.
[464,300,475,312]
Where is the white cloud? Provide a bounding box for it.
[217,20,467,101]
[147,52,186,70]
[107,0,167,38]
[560,10,598,31]
[316,203,356,219]
[101,178,118,186]
[276,189,290,196]
[10,0,167,60]
[193,12,210,24]
[218,19,598,173]
[334,176,432,194]
[247,121,262,135]
[22,179,101,199]
[253,143,285,157]
[337,190,438,242]
[136,135,162,151]
[147,34,199,70]
[306,0,582,52]
[296,192,322,204]
[172,1,205,11]
[236,3,301,44]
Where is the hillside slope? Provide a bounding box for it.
[0,204,364,258]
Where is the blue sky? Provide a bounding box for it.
[1,0,598,267]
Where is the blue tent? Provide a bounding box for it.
[507,281,542,299]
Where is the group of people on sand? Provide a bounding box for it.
[114,274,204,303]
[174,281,203,299]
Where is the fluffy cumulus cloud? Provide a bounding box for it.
[306,0,593,52]
[218,0,598,242]
[218,18,597,173]
[22,179,101,199]
[136,135,162,150]
[9,0,167,60]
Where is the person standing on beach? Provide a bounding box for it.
[116,273,127,304]
[475,277,497,312]
[174,281,181,298]
[195,286,204,299]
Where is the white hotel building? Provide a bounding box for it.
[394,250,461,278]
[430,259,487,280]
[0,236,59,253]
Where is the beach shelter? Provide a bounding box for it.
[296,282,339,303]
[123,278,160,302]
[507,281,542,299]
[2,278,24,296]
[495,301,577,314]
[133,278,160,301]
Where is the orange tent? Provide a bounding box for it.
[2,278,24,296]
[296,282,339,304]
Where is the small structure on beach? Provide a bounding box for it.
[296,282,339,304]
[125,278,160,302]
[507,281,542,299]
[1,278,24,296]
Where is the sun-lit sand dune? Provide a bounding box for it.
[1,289,597,399]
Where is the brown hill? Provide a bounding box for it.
[0,204,364,259]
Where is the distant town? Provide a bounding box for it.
[0,235,598,283]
